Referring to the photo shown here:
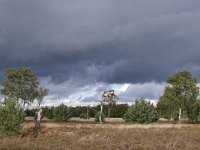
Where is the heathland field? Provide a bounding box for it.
[1,118,200,150]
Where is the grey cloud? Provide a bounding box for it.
[119,82,165,102]
[0,0,200,85]
[77,82,164,104]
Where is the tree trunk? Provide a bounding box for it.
[87,106,89,119]
[108,109,110,120]
[178,107,182,124]
[23,101,26,110]
[108,104,110,120]
[100,103,103,124]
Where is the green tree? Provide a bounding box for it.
[24,108,36,117]
[95,111,105,123]
[53,104,71,122]
[108,103,128,118]
[187,100,200,123]
[123,99,159,124]
[157,88,178,120]
[79,113,89,119]
[42,106,54,119]
[1,67,39,108]
[0,98,25,135]
[70,104,128,118]
[158,70,199,122]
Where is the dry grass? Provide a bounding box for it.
[0,118,200,150]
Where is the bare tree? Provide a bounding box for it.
[37,87,48,107]
[100,89,119,122]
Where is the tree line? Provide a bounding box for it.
[25,104,129,119]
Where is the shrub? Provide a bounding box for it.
[43,106,54,119]
[197,113,200,123]
[0,98,25,135]
[95,112,105,122]
[123,99,159,124]
[187,100,200,123]
[79,113,89,119]
[196,107,200,123]
[53,104,71,122]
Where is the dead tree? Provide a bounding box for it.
[100,89,119,122]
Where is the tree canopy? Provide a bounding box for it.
[1,67,39,107]
[158,70,200,122]
[123,98,159,124]
[37,87,49,107]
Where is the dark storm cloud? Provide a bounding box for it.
[0,0,200,84]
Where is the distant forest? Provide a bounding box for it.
[25,104,129,119]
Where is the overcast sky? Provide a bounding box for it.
[0,0,200,106]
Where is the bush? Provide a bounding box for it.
[79,113,89,119]
[43,106,54,119]
[187,100,200,123]
[0,98,25,135]
[123,99,159,124]
[95,112,105,122]
[53,104,71,122]
[197,113,200,123]
[196,107,200,123]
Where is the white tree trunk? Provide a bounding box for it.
[108,108,110,120]
[100,103,103,124]
[178,107,181,123]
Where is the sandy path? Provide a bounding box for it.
[24,121,194,130]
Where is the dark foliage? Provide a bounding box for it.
[123,99,159,124]
[53,104,71,122]
[0,98,25,135]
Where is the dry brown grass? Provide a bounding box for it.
[0,118,200,150]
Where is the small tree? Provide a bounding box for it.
[79,113,89,119]
[101,90,119,119]
[53,104,71,122]
[95,111,105,123]
[0,98,25,135]
[1,67,39,108]
[157,93,175,120]
[43,106,54,119]
[123,99,159,124]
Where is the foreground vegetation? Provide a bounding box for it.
[0,120,200,150]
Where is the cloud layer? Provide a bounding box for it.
[1,0,200,105]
